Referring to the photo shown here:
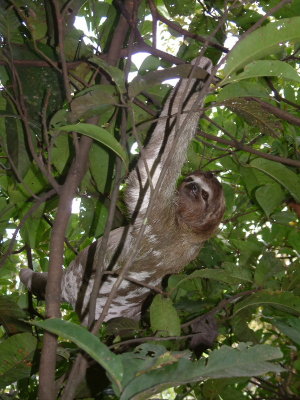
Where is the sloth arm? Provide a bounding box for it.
[126,56,213,223]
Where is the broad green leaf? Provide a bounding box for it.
[70,84,118,122]
[163,0,195,17]
[120,344,283,400]
[174,267,252,287]
[89,57,125,93]
[20,203,45,249]
[0,295,30,334]
[231,309,259,344]
[51,133,71,174]
[218,81,270,102]
[273,317,300,345]
[287,229,300,254]
[128,64,209,98]
[250,158,300,202]
[222,60,300,85]
[255,183,285,217]
[254,253,284,289]
[0,333,37,389]
[58,123,128,167]
[223,17,300,79]
[234,291,300,316]
[31,318,124,393]
[4,100,31,179]
[89,143,112,193]
[150,295,181,337]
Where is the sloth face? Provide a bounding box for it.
[177,171,225,235]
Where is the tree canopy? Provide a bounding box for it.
[0,0,300,399]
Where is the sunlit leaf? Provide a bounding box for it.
[58,123,128,167]
[218,81,270,101]
[223,16,300,79]
[222,60,300,85]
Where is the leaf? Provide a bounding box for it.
[20,203,45,249]
[223,16,300,79]
[150,295,181,337]
[254,252,284,289]
[0,333,37,389]
[89,143,112,193]
[51,133,71,174]
[30,318,124,393]
[4,100,31,178]
[174,267,252,287]
[120,344,283,400]
[128,64,209,98]
[89,57,125,93]
[222,60,300,85]
[58,123,128,167]
[0,295,30,334]
[163,0,195,17]
[273,317,300,346]
[218,81,270,102]
[224,98,282,136]
[70,84,118,122]
[250,158,300,203]
[255,183,285,217]
[234,291,300,316]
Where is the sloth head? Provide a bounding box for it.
[176,171,225,237]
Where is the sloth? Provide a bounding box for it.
[20,57,225,323]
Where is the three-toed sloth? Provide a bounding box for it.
[20,57,225,323]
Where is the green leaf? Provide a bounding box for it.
[174,267,252,287]
[273,317,300,346]
[120,344,283,400]
[150,295,181,337]
[0,333,37,389]
[58,123,128,167]
[223,17,300,79]
[234,291,300,316]
[30,318,124,393]
[51,133,71,174]
[255,183,285,217]
[163,0,195,17]
[89,57,125,93]
[128,64,209,98]
[222,60,300,85]
[254,253,284,289]
[250,158,300,202]
[20,203,45,249]
[70,84,118,122]
[218,81,270,102]
[89,143,112,193]
[0,295,30,334]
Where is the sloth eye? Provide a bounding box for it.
[184,177,194,183]
[201,189,209,201]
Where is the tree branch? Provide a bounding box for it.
[198,130,300,168]
[147,0,228,53]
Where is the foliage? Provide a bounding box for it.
[0,0,300,399]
